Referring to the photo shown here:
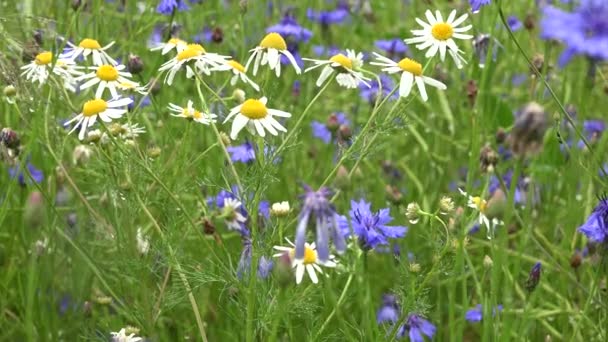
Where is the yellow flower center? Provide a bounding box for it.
[176,44,206,61]
[35,51,52,65]
[472,196,487,213]
[240,99,268,119]
[96,64,119,81]
[397,58,422,76]
[82,99,108,117]
[289,246,317,265]
[228,60,246,73]
[168,38,185,45]
[79,38,102,50]
[431,23,454,41]
[329,53,353,70]
[259,33,287,51]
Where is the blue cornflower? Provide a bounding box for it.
[311,112,350,144]
[339,199,407,250]
[237,237,274,279]
[400,314,436,342]
[156,0,189,15]
[311,121,332,143]
[465,304,504,322]
[377,294,400,324]
[312,45,341,57]
[307,4,349,27]
[470,0,491,13]
[295,184,346,264]
[9,162,44,186]
[488,170,527,205]
[578,196,608,243]
[507,15,523,32]
[266,14,313,44]
[541,0,608,67]
[375,39,408,60]
[359,73,398,104]
[227,141,256,163]
[525,262,542,292]
[577,119,605,149]
[128,95,151,111]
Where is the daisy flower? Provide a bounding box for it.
[245,32,301,77]
[60,38,117,66]
[404,10,473,69]
[303,50,371,89]
[458,188,502,236]
[223,96,291,140]
[110,328,142,342]
[64,97,133,140]
[167,100,217,125]
[20,51,81,87]
[222,197,247,231]
[150,37,188,55]
[157,43,229,85]
[371,53,446,101]
[77,64,138,99]
[273,239,336,284]
[222,60,260,91]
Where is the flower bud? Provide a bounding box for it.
[86,129,102,143]
[72,145,93,166]
[406,202,420,224]
[211,27,224,43]
[274,251,293,288]
[270,201,290,217]
[3,85,16,98]
[525,262,542,292]
[202,217,216,235]
[24,191,45,229]
[147,145,161,158]
[127,54,144,74]
[338,124,352,141]
[385,185,404,205]
[483,255,493,269]
[219,132,231,146]
[507,102,548,158]
[570,249,582,269]
[149,78,162,95]
[524,12,535,31]
[233,89,246,103]
[479,143,498,173]
[409,263,421,273]
[1,127,20,149]
[439,196,455,215]
[327,113,341,132]
[335,165,350,189]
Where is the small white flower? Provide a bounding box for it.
[458,188,502,236]
[223,96,291,140]
[270,201,290,217]
[273,239,336,285]
[167,100,217,125]
[110,328,142,342]
[61,38,118,66]
[136,228,150,255]
[370,53,446,101]
[77,64,138,99]
[20,51,81,90]
[223,198,247,231]
[222,60,260,91]
[303,50,371,89]
[157,43,230,85]
[64,97,133,140]
[120,123,146,139]
[245,32,301,77]
[150,37,188,55]
[404,9,473,69]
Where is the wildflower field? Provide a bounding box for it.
[1,0,608,340]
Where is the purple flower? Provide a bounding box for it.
[237,237,274,280]
[359,74,398,104]
[227,142,256,163]
[377,294,400,324]
[577,119,605,148]
[339,199,407,249]
[311,121,332,143]
[295,184,346,264]
[465,304,504,322]
[311,113,350,144]
[375,39,408,60]
[401,314,436,342]
[156,0,189,15]
[578,196,608,243]
[312,45,341,57]
[470,0,491,13]
[9,162,44,186]
[525,262,542,292]
[507,15,523,31]
[266,14,313,44]
[541,0,608,67]
[307,6,349,27]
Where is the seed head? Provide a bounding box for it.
[406,202,420,224]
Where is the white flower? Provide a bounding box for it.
[167,100,217,125]
[60,38,117,66]
[77,64,138,99]
[245,32,301,77]
[270,201,290,217]
[20,51,82,90]
[157,43,230,85]
[120,123,146,139]
[458,188,502,236]
[222,198,247,231]
[273,239,336,284]
[110,328,142,342]
[150,37,188,55]
[370,53,446,101]
[64,97,133,140]
[222,60,260,91]
[136,228,150,255]
[404,10,473,69]
[223,96,291,140]
[303,50,371,89]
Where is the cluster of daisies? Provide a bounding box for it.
[21,38,147,140]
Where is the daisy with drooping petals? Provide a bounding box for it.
[60,38,117,66]
[458,188,503,237]
[20,51,81,88]
[371,53,446,101]
[404,10,473,69]
[245,32,302,77]
[64,97,133,140]
[167,100,217,125]
[150,37,188,55]
[158,43,229,85]
[77,64,138,99]
[222,60,260,91]
[273,239,336,285]
[224,96,291,140]
[304,50,371,89]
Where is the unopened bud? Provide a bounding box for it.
[239,0,248,14]
[3,85,17,98]
[479,143,498,173]
[570,250,582,269]
[524,13,535,31]
[220,132,231,146]
[385,185,404,205]
[202,217,216,235]
[327,113,340,132]
[211,27,224,43]
[439,196,454,215]
[338,124,352,141]
[86,129,102,143]
[525,262,542,292]
[147,145,161,158]
[406,202,420,224]
[149,78,162,95]
[496,127,507,144]
[127,54,144,74]
[72,145,93,165]
[466,79,478,107]
[483,255,493,269]
[233,89,246,103]
[409,263,421,273]
[1,127,20,149]
[274,251,293,288]
[270,201,290,217]
[24,191,45,229]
